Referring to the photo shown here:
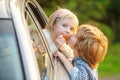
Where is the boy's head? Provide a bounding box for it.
[76,24,108,68]
[47,8,78,40]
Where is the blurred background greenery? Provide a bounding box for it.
[37,0,120,79]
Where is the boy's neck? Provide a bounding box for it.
[73,48,79,57]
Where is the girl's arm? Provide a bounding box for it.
[56,51,73,72]
[55,35,74,61]
[55,51,79,80]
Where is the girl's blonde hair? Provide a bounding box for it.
[46,8,79,34]
[76,24,108,69]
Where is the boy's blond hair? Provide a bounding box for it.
[76,24,108,69]
[46,8,79,34]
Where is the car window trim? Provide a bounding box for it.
[25,3,54,69]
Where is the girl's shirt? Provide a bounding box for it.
[69,58,98,80]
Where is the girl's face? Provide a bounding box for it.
[53,18,77,41]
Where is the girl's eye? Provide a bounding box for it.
[70,27,74,31]
[63,24,67,27]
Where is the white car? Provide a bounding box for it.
[0,0,54,80]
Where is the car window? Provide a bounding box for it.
[24,1,54,80]
[0,19,24,80]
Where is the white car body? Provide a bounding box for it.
[0,0,54,80]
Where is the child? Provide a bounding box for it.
[56,24,108,80]
[46,8,78,60]
[44,8,79,80]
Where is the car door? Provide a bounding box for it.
[0,18,25,80]
[23,0,54,80]
[0,0,25,80]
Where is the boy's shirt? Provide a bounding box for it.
[70,58,98,80]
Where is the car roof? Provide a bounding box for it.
[0,0,10,18]
[0,0,28,18]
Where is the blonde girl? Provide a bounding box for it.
[44,8,79,80]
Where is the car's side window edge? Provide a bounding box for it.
[26,0,48,28]
[0,18,11,20]
[25,1,54,69]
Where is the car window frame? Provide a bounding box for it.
[24,0,54,69]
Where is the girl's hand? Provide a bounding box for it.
[55,35,66,49]
[67,34,76,49]
[53,51,65,61]
[54,51,74,72]
[53,52,60,61]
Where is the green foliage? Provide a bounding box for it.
[74,0,109,21]
[105,0,120,42]
[98,43,120,77]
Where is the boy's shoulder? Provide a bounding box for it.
[72,58,98,80]
[73,58,87,65]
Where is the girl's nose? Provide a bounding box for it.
[65,30,72,39]
[66,28,71,34]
